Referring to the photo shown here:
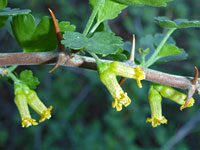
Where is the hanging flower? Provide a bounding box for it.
[158,85,195,110]
[14,83,52,127]
[98,61,144,111]
[109,61,145,88]
[14,84,38,128]
[146,87,167,127]
[26,90,52,123]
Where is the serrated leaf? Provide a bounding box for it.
[90,0,127,23]
[11,14,76,52]
[85,32,123,56]
[62,31,87,49]
[0,0,7,9]
[111,0,172,7]
[0,8,31,16]
[20,70,40,90]
[155,16,200,29]
[157,44,183,58]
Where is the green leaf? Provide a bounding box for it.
[109,48,128,61]
[62,32,88,49]
[62,31,123,56]
[155,16,200,29]
[85,32,123,56]
[90,0,127,23]
[157,44,183,58]
[20,70,40,90]
[139,34,187,63]
[111,0,172,7]
[0,0,7,9]
[11,14,76,52]
[59,21,76,33]
[0,8,31,16]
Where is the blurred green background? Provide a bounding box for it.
[0,0,200,150]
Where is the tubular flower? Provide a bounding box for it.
[109,61,145,88]
[14,83,52,127]
[146,87,167,127]
[98,62,131,111]
[158,85,195,110]
[14,88,38,128]
[26,90,52,123]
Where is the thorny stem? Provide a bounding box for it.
[145,28,176,68]
[0,52,198,94]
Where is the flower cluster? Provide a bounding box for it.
[97,61,145,111]
[14,83,52,128]
[146,84,195,127]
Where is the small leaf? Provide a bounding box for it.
[157,44,183,58]
[0,8,31,16]
[155,16,200,29]
[90,0,127,23]
[111,0,172,7]
[59,21,76,33]
[109,48,128,61]
[85,32,123,56]
[11,14,76,52]
[0,0,7,9]
[139,34,187,63]
[20,70,40,90]
[62,31,88,49]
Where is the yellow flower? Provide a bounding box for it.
[14,83,52,127]
[97,61,145,111]
[14,91,38,128]
[159,86,195,110]
[109,61,145,88]
[146,87,167,127]
[100,70,131,111]
[26,90,53,123]
[98,62,131,111]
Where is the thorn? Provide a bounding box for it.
[129,34,135,62]
[49,52,66,73]
[48,8,64,51]
[119,34,135,85]
[192,66,198,85]
[48,8,67,73]
[119,77,126,85]
[181,66,199,110]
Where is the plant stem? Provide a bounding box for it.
[7,72,20,83]
[82,0,104,36]
[88,52,100,64]
[89,21,101,34]
[7,65,18,73]
[144,28,176,67]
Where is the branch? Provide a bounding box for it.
[0,52,199,93]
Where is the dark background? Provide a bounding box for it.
[0,0,200,149]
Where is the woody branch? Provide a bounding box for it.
[0,52,198,93]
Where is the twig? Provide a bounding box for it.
[0,52,199,94]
